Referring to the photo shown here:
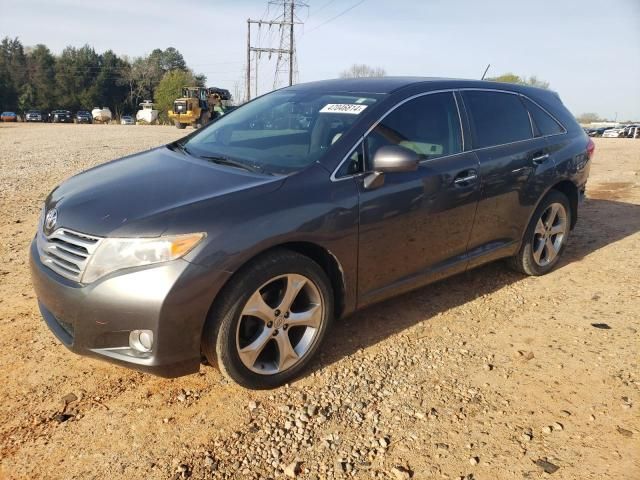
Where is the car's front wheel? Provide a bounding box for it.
[202,249,333,389]
[509,190,571,276]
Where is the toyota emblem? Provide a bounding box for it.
[44,208,58,233]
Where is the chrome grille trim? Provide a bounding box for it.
[37,227,103,282]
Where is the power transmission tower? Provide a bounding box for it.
[245,1,306,102]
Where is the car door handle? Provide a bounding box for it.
[453,172,478,185]
[532,153,550,164]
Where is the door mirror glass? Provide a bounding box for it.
[372,145,419,173]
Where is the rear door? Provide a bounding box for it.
[461,90,556,266]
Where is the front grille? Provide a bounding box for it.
[37,227,102,282]
[174,102,187,113]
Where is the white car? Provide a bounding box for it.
[120,115,135,125]
[602,128,623,138]
[622,125,639,138]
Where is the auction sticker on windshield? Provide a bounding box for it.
[319,104,368,114]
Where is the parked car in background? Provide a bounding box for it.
[51,110,73,123]
[622,125,639,138]
[602,128,624,138]
[120,115,135,125]
[75,110,92,124]
[30,77,594,388]
[1,111,18,122]
[587,127,609,137]
[25,110,46,122]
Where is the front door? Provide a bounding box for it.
[356,92,480,306]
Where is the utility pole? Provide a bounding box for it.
[246,19,251,102]
[289,0,294,86]
[255,51,259,97]
[245,17,301,101]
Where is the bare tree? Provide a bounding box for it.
[339,64,386,78]
[576,112,601,124]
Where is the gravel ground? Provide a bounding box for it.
[0,123,638,480]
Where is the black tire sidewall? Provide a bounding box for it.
[520,190,571,276]
[206,250,333,389]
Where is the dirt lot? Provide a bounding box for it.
[0,123,638,480]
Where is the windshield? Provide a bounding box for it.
[181,90,384,174]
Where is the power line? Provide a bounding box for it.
[304,0,367,34]
[309,0,336,17]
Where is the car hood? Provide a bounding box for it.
[45,146,285,237]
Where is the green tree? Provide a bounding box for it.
[154,69,197,123]
[54,45,101,110]
[26,44,57,110]
[17,84,35,112]
[0,37,27,110]
[94,50,129,115]
[0,38,203,116]
[487,72,550,89]
[150,47,187,73]
[0,62,16,110]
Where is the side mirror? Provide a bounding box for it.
[364,145,420,189]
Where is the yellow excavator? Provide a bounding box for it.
[168,87,231,129]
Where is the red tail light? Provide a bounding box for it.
[586,137,595,160]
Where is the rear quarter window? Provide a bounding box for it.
[463,91,533,149]
[522,97,565,136]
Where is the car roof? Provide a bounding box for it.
[286,76,557,97]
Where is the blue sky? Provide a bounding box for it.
[1,0,639,120]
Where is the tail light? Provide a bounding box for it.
[586,137,595,160]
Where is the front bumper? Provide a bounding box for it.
[168,112,197,123]
[29,239,230,377]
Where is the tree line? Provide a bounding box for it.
[0,37,206,117]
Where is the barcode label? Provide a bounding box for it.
[319,104,368,114]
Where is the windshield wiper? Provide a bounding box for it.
[198,155,264,174]
[167,142,191,155]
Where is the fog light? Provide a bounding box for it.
[129,329,154,353]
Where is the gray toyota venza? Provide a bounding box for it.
[30,78,594,388]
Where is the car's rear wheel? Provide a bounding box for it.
[174,121,186,129]
[202,249,333,389]
[509,190,571,276]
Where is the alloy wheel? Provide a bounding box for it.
[532,202,567,267]
[235,274,323,375]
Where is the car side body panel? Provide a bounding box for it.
[29,77,593,379]
[355,150,480,306]
[183,163,361,318]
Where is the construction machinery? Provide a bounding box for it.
[168,87,232,129]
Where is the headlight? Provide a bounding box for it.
[82,233,205,283]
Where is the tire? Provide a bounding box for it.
[509,190,571,276]
[202,249,334,389]
[174,121,186,130]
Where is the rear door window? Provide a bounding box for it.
[522,97,565,136]
[365,92,462,167]
[463,91,533,149]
